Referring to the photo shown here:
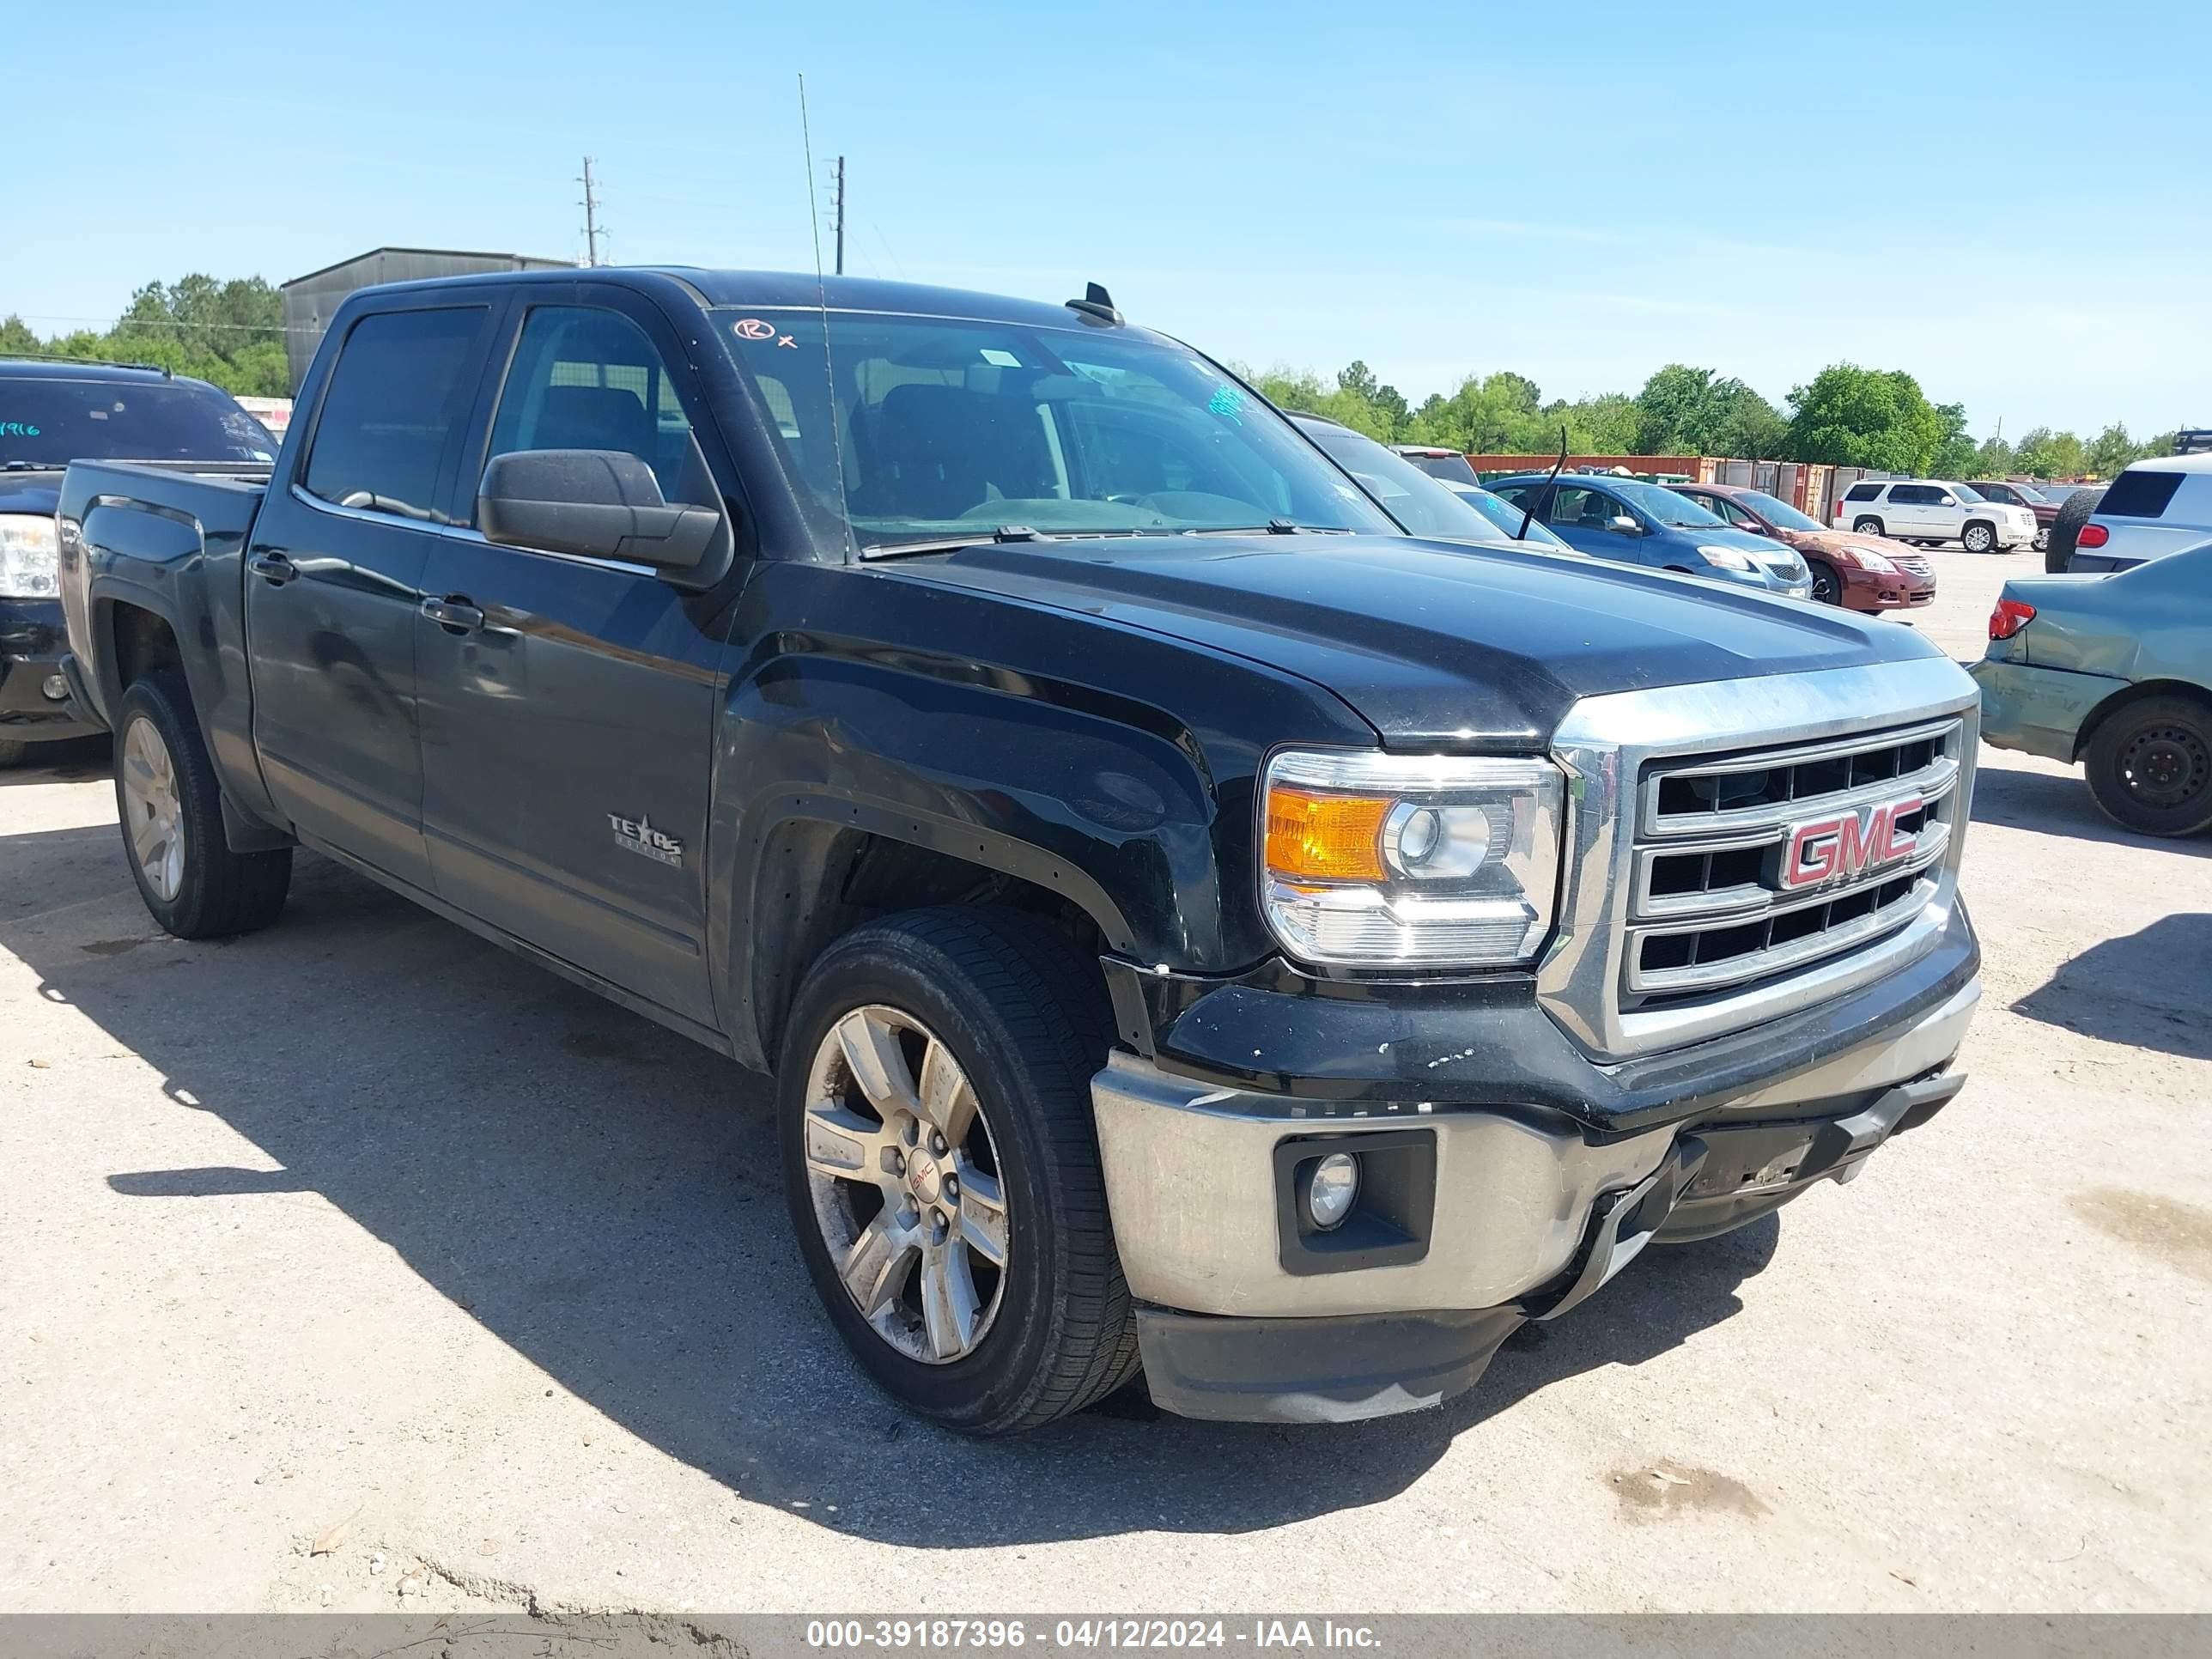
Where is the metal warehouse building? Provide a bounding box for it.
[279,246,572,391]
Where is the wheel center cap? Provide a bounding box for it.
[908,1148,944,1204]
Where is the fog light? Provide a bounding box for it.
[42,674,70,702]
[1306,1152,1360,1231]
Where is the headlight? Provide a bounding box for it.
[1694,544,1754,570]
[1853,548,1899,574]
[1260,750,1565,968]
[0,514,59,599]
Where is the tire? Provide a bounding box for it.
[2047,487,2105,574]
[1806,559,1844,606]
[0,736,28,769]
[2084,695,2212,837]
[1852,516,1885,537]
[1961,520,1996,554]
[777,907,1139,1435]
[2033,526,2051,552]
[113,672,293,939]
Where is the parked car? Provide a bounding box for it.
[1391,444,1482,485]
[1965,480,2073,553]
[1672,482,1935,613]
[1,358,276,767]
[1438,478,1573,549]
[1487,471,1814,598]
[58,269,1980,1432]
[1971,538,2212,836]
[1832,479,2036,553]
[2067,454,2212,572]
[1289,414,1562,550]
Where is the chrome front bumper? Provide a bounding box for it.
[1092,975,1979,1325]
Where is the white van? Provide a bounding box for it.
[1832,479,2037,552]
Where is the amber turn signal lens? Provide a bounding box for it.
[1264,787,1391,882]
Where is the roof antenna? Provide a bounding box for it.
[1065,282,1122,325]
[799,72,855,560]
[1518,425,1570,542]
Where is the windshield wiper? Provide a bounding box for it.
[860,526,1055,561]
[1191,520,1355,537]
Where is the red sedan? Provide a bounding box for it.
[1673,483,1936,613]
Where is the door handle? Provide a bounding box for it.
[421,596,486,635]
[247,550,298,586]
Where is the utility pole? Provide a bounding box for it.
[579,156,604,267]
[833,155,846,276]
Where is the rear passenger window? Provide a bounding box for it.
[2097,468,2185,520]
[303,307,487,523]
[486,306,715,513]
[1845,482,1881,502]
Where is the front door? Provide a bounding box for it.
[246,301,500,890]
[1544,484,1646,566]
[414,295,738,1027]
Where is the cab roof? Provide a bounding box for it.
[363,266,1115,333]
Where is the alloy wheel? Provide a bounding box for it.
[799,1005,1009,1364]
[120,715,185,902]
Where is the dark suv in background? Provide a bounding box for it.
[0,359,276,765]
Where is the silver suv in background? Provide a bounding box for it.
[1832,479,2036,553]
[2069,454,2212,572]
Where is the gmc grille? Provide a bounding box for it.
[1624,718,1964,1006]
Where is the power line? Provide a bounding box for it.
[579,155,605,268]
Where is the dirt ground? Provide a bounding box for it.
[2,545,2206,1616]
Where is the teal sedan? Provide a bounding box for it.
[1970,538,2212,836]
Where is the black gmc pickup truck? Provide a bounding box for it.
[56,270,1982,1433]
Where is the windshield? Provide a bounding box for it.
[717,310,1394,551]
[1735,489,1824,532]
[1397,449,1482,485]
[0,377,276,469]
[1296,419,1512,544]
[1952,483,1986,502]
[1452,483,1570,547]
[1609,479,1724,526]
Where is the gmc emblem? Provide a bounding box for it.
[1780,794,1923,890]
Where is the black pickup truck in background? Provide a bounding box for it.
[0,359,276,765]
[57,270,1983,1432]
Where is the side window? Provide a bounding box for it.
[1892,484,1935,506]
[1844,482,1881,503]
[1553,486,1625,531]
[303,307,488,522]
[486,306,716,512]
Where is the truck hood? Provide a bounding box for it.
[890,533,1943,746]
[0,469,64,519]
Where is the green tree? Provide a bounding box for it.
[2084,422,2145,479]
[2,274,290,397]
[2013,427,2087,479]
[1971,435,2015,477]
[1633,364,1788,457]
[1929,401,1979,478]
[1786,365,1944,473]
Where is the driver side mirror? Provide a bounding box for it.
[1607,514,1643,536]
[478,449,722,572]
[1936,495,1956,507]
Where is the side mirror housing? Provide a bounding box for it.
[478,449,722,572]
[1607,514,1643,535]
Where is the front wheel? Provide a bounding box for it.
[2085,696,2212,837]
[1961,521,1996,554]
[113,672,293,938]
[1852,516,1886,537]
[778,908,1139,1435]
[1807,559,1844,606]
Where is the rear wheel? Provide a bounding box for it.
[1806,559,1844,606]
[2085,695,2212,837]
[1852,516,1885,537]
[2047,487,2105,573]
[1962,520,1996,554]
[778,908,1139,1435]
[113,672,293,938]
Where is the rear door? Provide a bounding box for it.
[1886,484,1936,538]
[246,301,501,890]
[413,287,740,1026]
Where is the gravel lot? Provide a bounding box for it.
[2,544,2206,1616]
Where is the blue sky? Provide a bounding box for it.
[14,0,2207,436]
